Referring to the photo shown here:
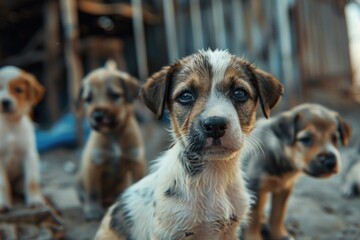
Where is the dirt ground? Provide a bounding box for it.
[13,96,360,239]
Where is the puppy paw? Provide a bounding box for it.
[26,195,45,207]
[268,232,295,240]
[244,232,263,240]
[83,204,104,221]
[266,234,295,240]
[341,183,358,198]
[279,236,295,240]
[0,204,11,213]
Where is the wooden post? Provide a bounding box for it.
[190,0,204,51]
[231,0,245,55]
[60,0,84,144]
[211,0,227,49]
[275,0,298,104]
[163,0,179,62]
[43,0,61,123]
[131,0,149,82]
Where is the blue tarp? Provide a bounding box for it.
[35,113,90,153]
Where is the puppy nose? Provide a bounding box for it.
[319,152,337,170]
[1,99,11,111]
[92,110,105,122]
[203,117,227,139]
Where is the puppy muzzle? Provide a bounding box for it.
[0,99,14,113]
[203,116,227,140]
[184,116,241,160]
[304,152,340,178]
[90,109,117,131]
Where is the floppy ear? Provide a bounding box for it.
[23,72,45,106]
[140,64,177,119]
[336,115,351,146]
[120,76,140,103]
[250,67,284,118]
[271,111,301,145]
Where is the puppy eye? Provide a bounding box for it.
[85,94,92,104]
[233,88,248,102]
[15,87,23,94]
[298,135,313,147]
[109,92,121,101]
[331,134,338,145]
[177,91,195,105]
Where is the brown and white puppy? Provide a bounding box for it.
[0,66,45,211]
[95,49,283,240]
[77,61,146,221]
[341,146,360,198]
[242,103,351,240]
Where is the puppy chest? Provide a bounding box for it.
[0,132,27,162]
[90,145,121,166]
[0,145,25,179]
[157,190,239,232]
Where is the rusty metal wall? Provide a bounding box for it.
[294,0,352,89]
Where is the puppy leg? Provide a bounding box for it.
[342,161,360,197]
[244,190,268,240]
[24,152,44,206]
[0,164,12,211]
[80,159,105,221]
[127,159,145,182]
[121,147,145,182]
[269,188,294,240]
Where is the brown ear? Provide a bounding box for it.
[250,68,284,118]
[336,115,351,146]
[24,72,45,106]
[271,111,301,145]
[120,76,140,103]
[140,64,177,119]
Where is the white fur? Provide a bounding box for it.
[108,142,250,240]
[0,115,43,208]
[0,66,21,82]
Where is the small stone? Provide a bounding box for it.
[64,161,77,174]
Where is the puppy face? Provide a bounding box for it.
[142,50,283,161]
[78,62,139,132]
[0,66,45,118]
[272,104,351,178]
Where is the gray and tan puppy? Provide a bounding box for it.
[77,61,146,220]
[95,49,283,240]
[0,66,45,211]
[242,103,351,240]
[342,146,360,198]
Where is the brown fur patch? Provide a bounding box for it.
[8,78,29,111]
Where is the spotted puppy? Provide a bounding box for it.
[95,49,283,240]
[341,146,360,198]
[77,61,146,220]
[0,66,45,211]
[242,103,351,240]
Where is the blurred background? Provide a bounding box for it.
[0,0,360,239]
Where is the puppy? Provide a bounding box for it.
[242,103,351,240]
[342,146,360,198]
[95,49,284,240]
[77,61,146,220]
[0,66,45,211]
